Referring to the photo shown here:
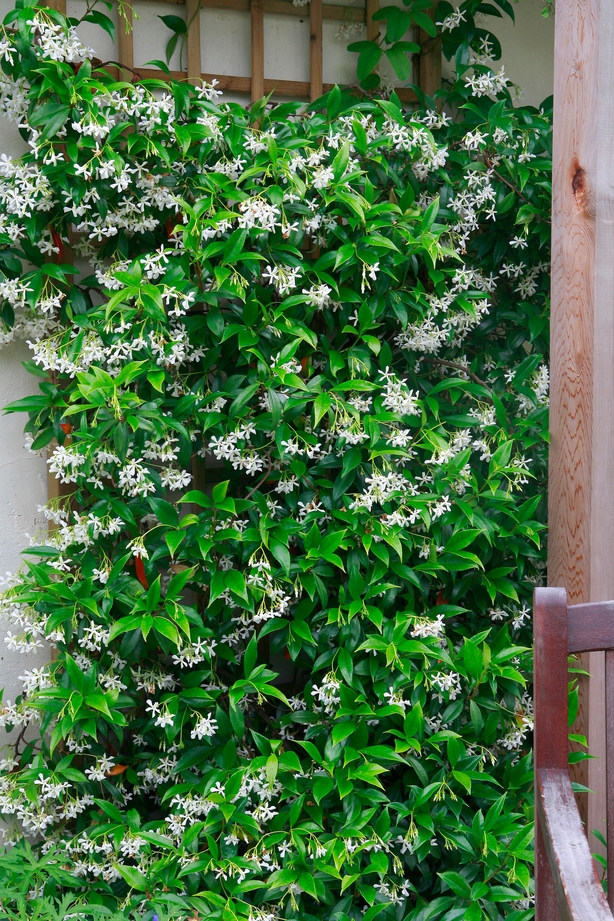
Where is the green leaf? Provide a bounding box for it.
[147,369,165,392]
[118,866,148,891]
[158,14,187,33]
[438,871,471,899]
[352,43,383,80]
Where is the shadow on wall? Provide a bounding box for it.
[442,0,554,109]
[0,342,49,746]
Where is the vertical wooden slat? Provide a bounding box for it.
[48,0,66,14]
[366,0,379,42]
[309,0,323,102]
[419,7,441,98]
[251,0,265,102]
[549,0,614,864]
[186,0,202,83]
[118,1,134,74]
[606,650,614,911]
[533,587,570,921]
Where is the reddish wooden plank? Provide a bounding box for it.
[568,601,614,653]
[534,588,570,771]
[534,587,570,921]
[310,0,323,102]
[251,0,265,101]
[537,768,612,921]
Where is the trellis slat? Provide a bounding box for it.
[251,0,265,101]
[419,7,441,98]
[117,2,134,73]
[185,0,202,82]
[310,0,323,101]
[133,67,416,101]
[366,0,378,42]
[138,0,366,23]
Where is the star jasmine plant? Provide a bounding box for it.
[0,1,551,919]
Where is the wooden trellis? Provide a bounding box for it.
[43,0,439,503]
[48,0,441,102]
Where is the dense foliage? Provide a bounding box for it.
[0,1,552,919]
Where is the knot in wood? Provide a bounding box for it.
[572,167,585,195]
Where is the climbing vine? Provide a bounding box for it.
[0,1,551,919]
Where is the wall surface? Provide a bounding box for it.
[0,341,49,732]
[0,0,554,712]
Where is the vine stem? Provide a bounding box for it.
[244,452,274,499]
[420,357,490,389]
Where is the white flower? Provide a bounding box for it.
[190,714,218,740]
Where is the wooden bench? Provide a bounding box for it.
[534,587,614,919]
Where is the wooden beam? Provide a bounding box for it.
[419,8,441,98]
[137,0,366,22]
[133,67,416,101]
[251,0,265,101]
[185,0,202,82]
[549,0,614,866]
[366,0,378,42]
[117,1,134,72]
[310,0,323,102]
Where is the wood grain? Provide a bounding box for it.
[568,601,614,652]
[185,0,202,82]
[418,7,441,98]
[366,0,378,42]
[548,0,614,851]
[138,0,367,22]
[132,68,417,100]
[533,588,570,920]
[537,768,613,921]
[310,0,323,102]
[251,0,265,101]
[117,1,134,72]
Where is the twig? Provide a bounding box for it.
[244,452,274,500]
[421,357,490,389]
[97,60,143,80]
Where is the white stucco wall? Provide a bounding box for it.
[0,0,554,712]
[0,341,49,723]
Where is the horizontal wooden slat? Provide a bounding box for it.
[568,601,614,653]
[536,768,613,921]
[136,0,366,22]
[133,67,416,101]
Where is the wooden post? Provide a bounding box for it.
[309,0,323,102]
[549,0,614,863]
[251,0,265,102]
[366,0,379,42]
[419,7,441,98]
[118,2,134,74]
[186,0,202,83]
